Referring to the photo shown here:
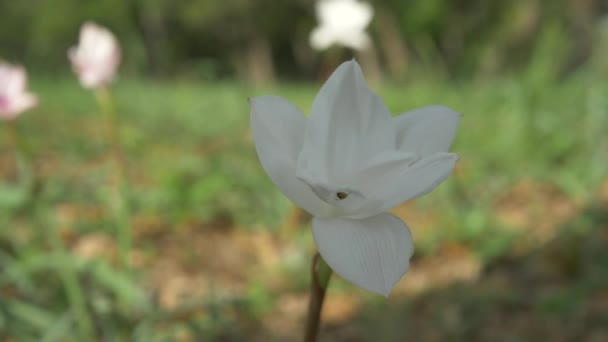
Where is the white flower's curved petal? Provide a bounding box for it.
[394,105,461,156]
[313,213,414,296]
[294,175,384,218]
[297,150,417,219]
[298,60,394,185]
[250,96,331,217]
[351,152,458,215]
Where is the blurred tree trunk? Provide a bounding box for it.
[355,42,383,84]
[374,8,408,80]
[129,0,170,76]
[292,31,316,78]
[240,32,276,87]
[562,0,598,75]
[480,0,540,76]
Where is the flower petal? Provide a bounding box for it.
[70,22,121,89]
[0,63,36,119]
[394,105,461,156]
[250,96,330,217]
[6,66,26,95]
[313,213,414,296]
[311,0,373,51]
[352,152,458,215]
[10,94,38,114]
[298,60,394,185]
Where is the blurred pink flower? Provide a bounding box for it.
[0,62,38,120]
[68,22,121,89]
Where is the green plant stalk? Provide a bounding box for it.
[303,252,332,342]
[5,120,41,198]
[6,120,29,158]
[94,86,132,270]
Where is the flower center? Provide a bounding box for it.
[336,191,349,200]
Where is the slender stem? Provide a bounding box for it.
[95,87,122,168]
[304,252,333,342]
[5,120,17,151]
[5,120,41,200]
[6,119,32,159]
[94,87,132,270]
[4,121,19,185]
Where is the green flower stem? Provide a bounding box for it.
[304,252,333,342]
[5,120,41,197]
[7,119,32,157]
[94,87,121,165]
[94,86,132,270]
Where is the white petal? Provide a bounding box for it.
[6,67,26,95]
[80,71,104,89]
[309,27,334,51]
[298,60,394,185]
[354,152,458,214]
[394,105,461,156]
[0,63,36,118]
[341,31,371,50]
[250,96,330,217]
[317,0,374,30]
[297,150,416,219]
[313,0,373,51]
[293,175,383,218]
[0,63,25,96]
[9,93,37,114]
[313,213,414,296]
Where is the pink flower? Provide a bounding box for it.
[68,22,121,89]
[0,62,38,120]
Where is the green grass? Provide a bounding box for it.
[1,70,607,340]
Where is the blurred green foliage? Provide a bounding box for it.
[0,60,607,338]
[2,0,608,340]
[1,0,606,81]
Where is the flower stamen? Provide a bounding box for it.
[336,192,349,200]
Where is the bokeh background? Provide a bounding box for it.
[2,0,608,341]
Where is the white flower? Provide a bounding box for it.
[68,22,121,89]
[0,62,37,120]
[310,0,374,51]
[250,60,460,296]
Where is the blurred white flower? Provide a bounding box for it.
[310,0,374,51]
[68,22,121,89]
[0,62,37,120]
[250,60,460,296]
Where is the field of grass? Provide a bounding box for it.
[1,71,608,341]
